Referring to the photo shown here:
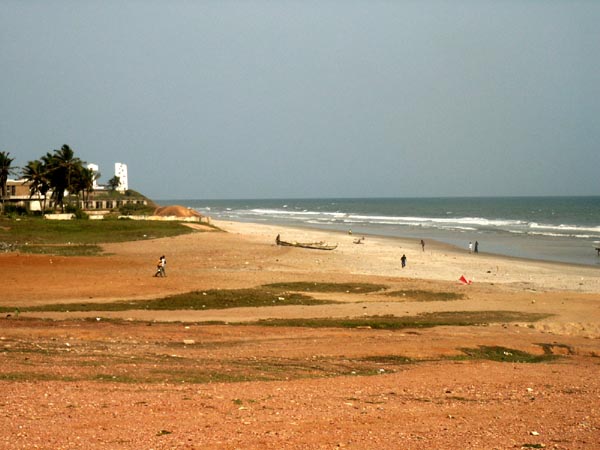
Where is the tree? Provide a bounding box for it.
[42,145,84,212]
[71,165,95,205]
[107,175,121,192]
[22,159,51,212]
[0,151,17,213]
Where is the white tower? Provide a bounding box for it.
[114,163,128,192]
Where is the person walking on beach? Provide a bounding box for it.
[420,240,425,251]
[474,241,479,253]
[160,255,167,277]
[468,242,473,253]
[154,257,163,277]
[401,254,407,268]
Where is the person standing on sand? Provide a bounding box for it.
[154,255,166,277]
[469,242,473,253]
[474,241,479,253]
[420,240,425,251]
[401,254,407,268]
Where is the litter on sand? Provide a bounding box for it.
[459,275,472,285]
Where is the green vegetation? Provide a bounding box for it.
[263,282,388,294]
[1,284,471,313]
[3,144,157,216]
[118,201,155,216]
[107,175,121,192]
[2,204,29,217]
[0,372,76,382]
[244,311,551,330]
[457,345,559,363]
[0,151,17,214]
[262,283,463,302]
[385,289,464,302]
[2,287,339,313]
[0,344,559,386]
[361,355,414,364]
[17,244,104,256]
[21,145,93,213]
[0,215,194,252]
[159,288,335,310]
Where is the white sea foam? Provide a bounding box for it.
[529,222,600,234]
[250,208,321,216]
[243,208,598,237]
[528,231,600,239]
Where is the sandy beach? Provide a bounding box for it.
[1,219,599,449]
[8,219,599,335]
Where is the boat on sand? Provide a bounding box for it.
[275,234,337,250]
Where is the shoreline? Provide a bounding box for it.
[213,219,600,294]
[226,218,600,268]
[237,218,599,269]
[173,196,600,267]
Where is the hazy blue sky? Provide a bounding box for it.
[2,1,599,200]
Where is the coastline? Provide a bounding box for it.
[4,215,599,336]
[174,196,600,267]
[213,219,600,294]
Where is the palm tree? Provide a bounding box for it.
[108,175,121,192]
[22,159,51,212]
[43,145,84,212]
[71,165,95,207]
[0,151,17,213]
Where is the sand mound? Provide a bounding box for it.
[154,205,202,218]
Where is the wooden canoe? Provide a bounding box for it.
[276,235,337,250]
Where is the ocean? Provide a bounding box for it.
[163,197,600,267]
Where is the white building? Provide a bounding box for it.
[114,162,128,192]
[86,162,129,191]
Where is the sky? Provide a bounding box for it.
[1,0,599,200]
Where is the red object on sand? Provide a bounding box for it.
[459,275,472,285]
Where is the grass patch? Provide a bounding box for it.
[385,290,464,302]
[244,311,551,330]
[4,288,338,313]
[0,216,195,248]
[148,368,262,384]
[157,289,332,310]
[92,374,142,383]
[263,282,388,294]
[457,346,560,363]
[17,244,104,256]
[0,372,76,382]
[360,355,414,364]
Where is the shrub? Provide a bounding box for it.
[2,204,28,216]
[119,202,154,216]
[65,204,89,219]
